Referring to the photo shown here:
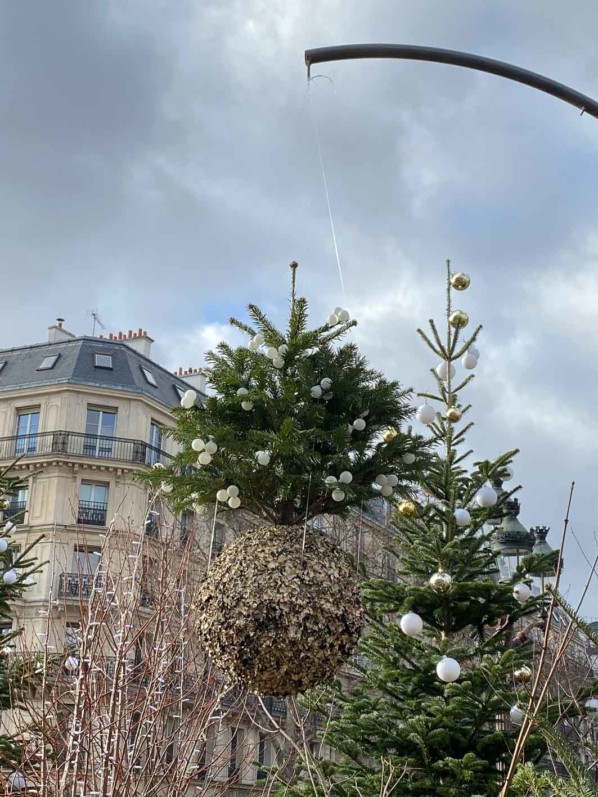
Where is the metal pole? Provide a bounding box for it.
[304,44,598,120]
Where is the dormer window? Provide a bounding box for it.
[94,353,113,369]
[37,354,60,371]
[140,367,157,387]
[0,361,6,374]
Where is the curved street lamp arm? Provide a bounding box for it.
[304,43,598,120]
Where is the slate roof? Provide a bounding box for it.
[0,337,199,410]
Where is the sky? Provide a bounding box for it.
[1,0,597,613]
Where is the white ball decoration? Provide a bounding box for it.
[204,440,218,455]
[462,352,478,370]
[509,705,525,725]
[180,390,197,409]
[23,575,35,586]
[191,438,205,452]
[216,489,229,502]
[475,485,497,508]
[469,345,480,358]
[331,489,345,502]
[513,583,531,604]
[399,612,423,637]
[435,362,456,381]
[324,476,338,485]
[402,453,416,465]
[228,496,241,509]
[241,401,254,411]
[436,656,461,683]
[161,482,173,494]
[272,357,285,369]
[320,377,332,390]
[352,418,366,431]
[236,387,249,397]
[380,485,394,498]
[253,333,265,345]
[323,393,333,401]
[386,475,399,487]
[327,313,339,326]
[454,508,471,527]
[337,309,350,323]
[264,346,277,360]
[3,522,14,533]
[64,656,79,672]
[375,474,388,487]
[339,471,353,484]
[256,451,271,466]
[248,339,259,351]
[0,539,8,554]
[152,462,165,470]
[416,403,436,425]
[310,385,323,399]
[2,570,17,585]
[503,466,514,481]
[227,485,239,498]
[278,344,288,355]
[198,452,212,466]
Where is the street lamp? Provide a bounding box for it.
[529,525,559,593]
[490,490,534,582]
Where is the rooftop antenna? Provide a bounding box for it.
[88,309,106,337]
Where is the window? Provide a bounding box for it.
[147,421,162,466]
[65,623,81,652]
[174,384,186,401]
[0,623,12,639]
[6,487,27,524]
[37,354,60,370]
[257,734,269,781]
[228,728,244,780]
[77,483,108,527]
[0,361,6,374]
[15,411,40,456]
[94,353,113,369]
[72,546,101,576]
[140,366,157,387]
[84,408,116,458]
[180,509,194,546]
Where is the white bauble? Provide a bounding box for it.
[331,489,345,502]
[180,390,197,409]
[161,482,173,494]
[436,656,461,683]
[265,346,278,360]
[323,392,333,401]
[353,418,366,431]
[402,453,416,465]
[198,452,212,466]
[241,401,254,411]
[435,361,456,381]
[380,485,393,498]
[236,387,249,397]
[23,576,35,586]
[152,462,165,470]
[324,475,337,485]
[3,522,14,533]
[337,309,350,323]
[248,339,259,351]
[400,612,423,637]
[256,451,271,466]
[320,377,332,390]
[2,570,17,585]
[272,357,285,369]
[191,438,205,452]
[205,440,218,455]
[0,539,8,553]
[462,352,478,370]
[254,333,265,345]
[509,705,525,725]
[216,489,229,502]
[386,475,399,487]
[469,345,480,358]
[375,474,388,487]
[228,496,241,509]
[475,485,497,508]
[327,313,339,326]
[278,344,288,355]
[227,485,239,498]
[454,508,471,527]
[64,656,79,672]
[416,403,436,425]
[339,471,353,484]
[310,385,323,399]
[513,583,531,604]
[334,306,343,315]
[503,465,514,481]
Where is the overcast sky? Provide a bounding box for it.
[1,1,597,612]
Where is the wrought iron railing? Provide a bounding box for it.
[58,572,103,600]
[77,501,108,527]
[2,501,26,525]
[0,431,173,467]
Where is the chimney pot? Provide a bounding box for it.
[138,327,143,336]
[128,330,132,338]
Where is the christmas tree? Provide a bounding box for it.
[278,264,576,796]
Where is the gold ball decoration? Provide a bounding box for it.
[0,497,8,511]
[429,571,453,592]
[450,272,471,291]
[397,500,417,518]
[514,666,533,684]
[446,407,462,423]
[195,525,364,696]
[383,427,398,442]
[449,310,469,329]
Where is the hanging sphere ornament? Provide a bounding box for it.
[241,401,254,411]
[216,489,229,502]
[198,452,212,466]
[228,496,241,509]
[324,476,338,485]
[513,582,532,604]
[436,656,461,683]
[383,427,397,442]
[191,438,206,452]
[375,474,388,487]
[195,525,364,696]
[248,339,259,351]
[435,361,456,381]
[0,539,8,553]
[265,346,278,360]
[475,485,498,508]
[400,612,423,637]
[204,440,218,455]
[387,475,399,487]
[429,571,453,592]
[256,451,271,466]
[320,377,332,391]
[503,465,514,481]
[337,309,350,323]
[253,333,265,345]
[236,387,249,397]
[514,665,533,684]
[449,310,469,329]
[2,570,18,585]
[64,656,79,672]
[161,482,173,494]
[327,313,339,326]
[462,352,478,370]
[446,407,462,423]
[180,390,197,409]
[323,393,333,401]
[468,344,480,358]
[272,357,285,369]
[331,489,345,502]
[454,508,471,527]
[310,385,323,399]
[416,403,436,425]
[227,485,239,498]
[450,272,471,291]
[402,452,416,465]
[339,471,353,485]
[278,344,288,355]
[398,500,417,518]
[380,485,394,498]
[3,522,15,534]
[23,576,35,586]
[152,462,165,470]
[352,418,366,431]
[509,705,525,725]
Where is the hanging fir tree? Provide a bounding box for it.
[143,262,428,695]
[277,263,580,795]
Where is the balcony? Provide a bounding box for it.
[58,572,103,600]
[77,501,108,527]
[2,500,26,525]
[0,431,173,468]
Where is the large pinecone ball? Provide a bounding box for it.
[196,525,364,696]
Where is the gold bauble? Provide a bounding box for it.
[446,408,462,423]
[398,500,417,518]
[514,666,533,684]
[450,272,471,291]
[0,498,8,511]
[383,427,398,442]
[449,310,469,329]
[429,571,453,592]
